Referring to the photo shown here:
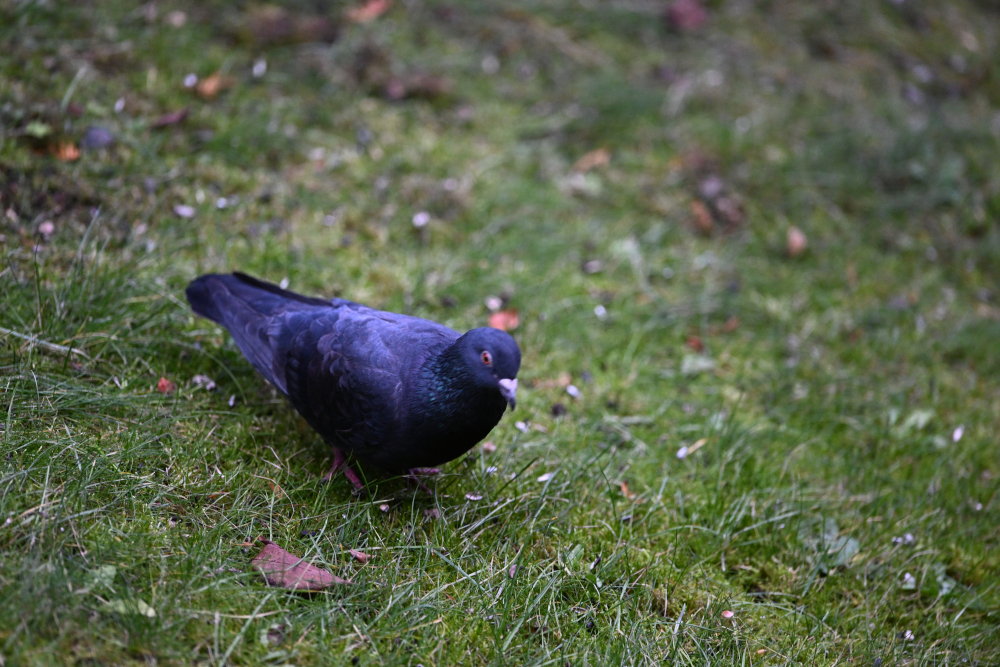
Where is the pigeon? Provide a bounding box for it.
[185,272,521,488]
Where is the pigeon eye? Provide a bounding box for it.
[481,351,492,365]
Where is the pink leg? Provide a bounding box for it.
[322,448,365,490]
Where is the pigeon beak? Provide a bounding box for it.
[498,378,518,410]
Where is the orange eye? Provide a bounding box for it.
[481,351,492,365]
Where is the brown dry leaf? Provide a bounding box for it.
[236,5,339,46]
[196,72,235,99]
[384,72,452,101]
[722,316,740,333]
[53,142,80,162]
[268,481,284,498]
[686,335,704,353]
[349,549,371,564]
[690,200,713,235]
[346,0,393,23]
[489,309,520,332]
[620,482,636,500]
[787,226,808,257]
[251,539,349,590]
[151,108,189,128]
[572,148,611,174]
[156,377,176,394]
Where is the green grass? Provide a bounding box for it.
[2,0,999,664]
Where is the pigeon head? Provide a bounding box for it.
[457,327,521,409]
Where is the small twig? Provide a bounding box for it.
[0,326,91,359]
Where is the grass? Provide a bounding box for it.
[2,0,999,664]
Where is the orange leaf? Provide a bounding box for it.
[53,142,80,162]
[346,0,393,23]
[620,482,636,500]
[571,147,610,173]
[156,377,177,394]
[196,72,235,99]
[489,309,520,332]
[787,226,807,257]
[690,199,713,234]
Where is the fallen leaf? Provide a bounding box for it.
[385,73,452,101]
[53,142,80,162]
[722,315,740,333]
[156,377,176,394]
[686,335,704,352]
[665,0,707,31]
[714,195,743,227]
[571,148,611,173]
[235,5,339,46]
[268,481,284,498]
[489,309,520,331]
[152,108,189,128]
[251,539,348,590]
[690,199,714,235]
[346,0,393,23]
[349,549,370,563]
[787,226,808,257]
[196,72,235,99]
[620,482,636,500]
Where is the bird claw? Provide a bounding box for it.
[323,448,366,492]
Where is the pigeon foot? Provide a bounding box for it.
[322,448,366,491]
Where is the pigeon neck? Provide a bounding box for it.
[419,341,478,415]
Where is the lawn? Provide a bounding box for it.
[1,0,999,664]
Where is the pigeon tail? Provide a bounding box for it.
[186,273,329,323]
[185,273,332,394]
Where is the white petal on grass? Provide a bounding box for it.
[566,384,580,398]
[412,211,430,228]
[183,73,198,88]
[279,277,290,290]
[465,493,483,501]
[953,425,964,442]
[514,421,529,433]
[485,295,503,311]
[252,58,267,78]
[173,204,195,218]
[536,472,555,483]
[594,304,607,320]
